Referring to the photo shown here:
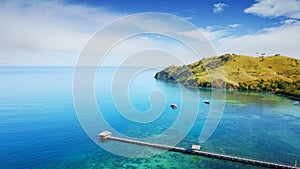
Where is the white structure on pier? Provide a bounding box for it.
[98,131,112,139]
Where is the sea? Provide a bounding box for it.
[0,67,299,169]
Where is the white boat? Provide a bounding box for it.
[204,100,210,104]
[170,103,178,110]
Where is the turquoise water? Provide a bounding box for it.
[0,67,300,169]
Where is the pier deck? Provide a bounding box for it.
[98,131,299,169]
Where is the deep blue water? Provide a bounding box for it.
[0,67,300,169]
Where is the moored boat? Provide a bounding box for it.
[170,103,178,110]
[204,100,210,104]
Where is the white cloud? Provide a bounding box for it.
[0,1,214,66]
[215,20,300,58]
[0,1,218,67]
[199,26,229,40]
[178,21,299,59]
[194,24,241,41]
[228,24,241,28]
[281,19,298,25]
[213,3,228,14]
[101,35,198,67]
[0,1,121,66]
[235,0,300,58]
[244,0,300,19]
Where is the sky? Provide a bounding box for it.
[0,0,300,66]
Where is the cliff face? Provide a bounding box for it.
[155,54,300,99]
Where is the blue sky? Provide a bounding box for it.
[0,0,299,66]
[77,0,271,32]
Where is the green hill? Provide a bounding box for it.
[154,54,300,100]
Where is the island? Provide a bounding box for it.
[155,54,300,100]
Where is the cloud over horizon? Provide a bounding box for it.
[213,18,300,58]
[0,1,121,66]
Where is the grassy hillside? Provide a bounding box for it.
[154,54,300,100]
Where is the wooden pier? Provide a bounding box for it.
[98,131,299,169]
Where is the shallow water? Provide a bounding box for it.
[0,67,299,169]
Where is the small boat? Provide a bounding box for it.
[170,103,178,110]
[293,100,300,105]
[204,100,210,104]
